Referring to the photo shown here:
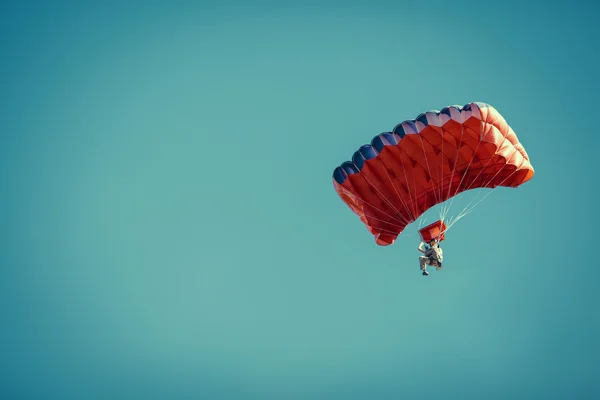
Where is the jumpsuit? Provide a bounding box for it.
[419,244,443,272]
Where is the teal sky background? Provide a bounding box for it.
[1,1,598,399]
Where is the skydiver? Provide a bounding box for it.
[418,239,443,276]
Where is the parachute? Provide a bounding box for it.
[332,102,534,246]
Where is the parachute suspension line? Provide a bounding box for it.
[439,125,446,212]
[336,197,410,237]
[416,214,430,241]
[442,121,467,221]
[371,226,411,236]
[337,186,409,227]
[443,146,524,236]
[414,132,444,239]
[454,136,508,195]
[354,214,408,232]
[358,172,412,226]
[461,166,521,216]
[438,127,449,221]
[442,206,471,234]
[445,126,516,220]
[337,200,410,238]
[380,160,417,223]
[441,119,512,233]
[442,117,512,223]
[454,145,524,219]
[441,121,484,222]
[399,148,421,223]
[444,166,522,235]
[417,134,442,210]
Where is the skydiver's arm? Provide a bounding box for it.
[418,242,426,253]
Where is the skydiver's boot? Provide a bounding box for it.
[422,270,429,276]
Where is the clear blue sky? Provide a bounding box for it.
[1,1,598,399]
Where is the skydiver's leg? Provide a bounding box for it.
[429,259,442,271]
[419,256,429,276]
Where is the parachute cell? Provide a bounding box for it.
[332,102,534,246]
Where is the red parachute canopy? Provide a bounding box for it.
[332,102,534,246]
[419,220,447,243]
